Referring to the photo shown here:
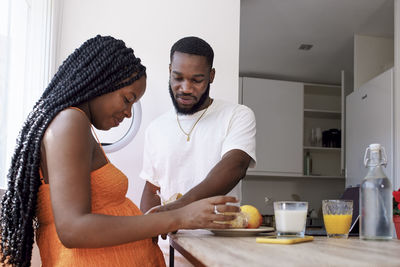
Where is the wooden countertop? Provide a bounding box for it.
[169,230,400,266]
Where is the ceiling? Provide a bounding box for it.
[239,0,394,85]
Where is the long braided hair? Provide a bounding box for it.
[0,35,146,266]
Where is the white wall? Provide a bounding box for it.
[55,0,240,206]
[354,34,394,90]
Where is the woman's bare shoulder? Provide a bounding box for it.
[43,108,91,146]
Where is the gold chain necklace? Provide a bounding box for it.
[176,99,211,142]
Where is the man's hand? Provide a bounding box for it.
[140,181,162,213]
[172,149,251,206]
[145,204,166,215]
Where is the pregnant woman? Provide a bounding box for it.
[0,35,239,267]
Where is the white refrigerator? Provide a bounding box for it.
[345,68,394,188]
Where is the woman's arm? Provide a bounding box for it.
[43,109,238,248]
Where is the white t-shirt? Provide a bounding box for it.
[139,99,256,202]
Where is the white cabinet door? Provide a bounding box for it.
[241,77,303,176]
[345,69,393,187]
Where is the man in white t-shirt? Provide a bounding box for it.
[140,36,256,213]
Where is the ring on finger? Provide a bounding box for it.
[214,205,219,214]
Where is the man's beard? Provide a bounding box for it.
[169,83,210,115]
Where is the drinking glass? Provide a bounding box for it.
[310,128,316,146]
[274,201,308,237]
[315,127,322,147]
[322,200,353,238]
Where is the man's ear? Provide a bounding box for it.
[209,68,215,83]
[169,64,171,74]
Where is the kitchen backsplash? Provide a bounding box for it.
[241,175,345,219]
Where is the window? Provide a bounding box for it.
[0,0,10,188]
[0,0,56,188]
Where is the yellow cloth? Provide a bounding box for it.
[36,163,166,267]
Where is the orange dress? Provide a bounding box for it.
[36,162,166,267]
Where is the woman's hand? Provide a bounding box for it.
[148,195,240,243]
[175,195,240,230]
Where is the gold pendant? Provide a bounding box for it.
[177,99,211,143]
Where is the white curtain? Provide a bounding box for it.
[0,0,58,188]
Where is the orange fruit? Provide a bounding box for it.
[241,205,262,228]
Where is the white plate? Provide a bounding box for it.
[207,226,274,237]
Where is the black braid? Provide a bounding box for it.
[0,35,146,266]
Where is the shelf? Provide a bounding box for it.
[301,175,345,179]
[304,82,340,89]
[245,173,345,179]
[303,146,341,151]
[303,82,343,179]
[304,109,341,119]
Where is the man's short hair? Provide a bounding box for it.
[170,36,214,68]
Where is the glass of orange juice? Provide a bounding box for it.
[322,200,353,238]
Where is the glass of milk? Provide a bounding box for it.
[274,201,308,237]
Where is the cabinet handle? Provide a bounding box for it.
[361,94,367,100]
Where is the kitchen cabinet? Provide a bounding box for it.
[240,77,303,176]
[240,76,344,178]
[303,82,344,178]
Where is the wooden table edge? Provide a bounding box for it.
[169,234,206,267]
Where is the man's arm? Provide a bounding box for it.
[164,149,251,210]
[140,181,161,213]
[163,105,256,211]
